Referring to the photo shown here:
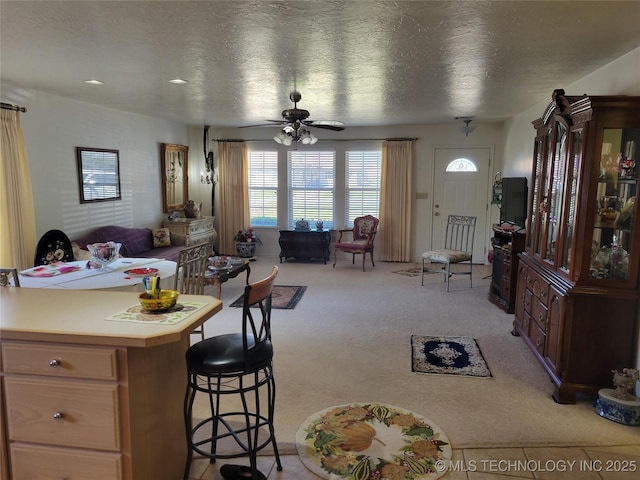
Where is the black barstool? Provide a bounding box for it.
[183,266,282,479]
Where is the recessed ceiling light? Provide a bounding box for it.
[169,78,188,84]
[84,79,104,85]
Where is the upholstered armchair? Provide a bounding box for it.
[333,215,379,271]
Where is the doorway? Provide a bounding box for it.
[432,147,491,262]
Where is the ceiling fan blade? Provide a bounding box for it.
[304,120,346,131]
[239,120,285,128]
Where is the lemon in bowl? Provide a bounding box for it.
[139,290,179,311]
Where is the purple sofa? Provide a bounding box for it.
[72,225,188,262]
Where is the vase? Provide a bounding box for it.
[235,241,257,258]
[183,200,201,218]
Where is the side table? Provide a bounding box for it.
[162,216,217,249]
[204,260,251,299]
[279,230,331,264]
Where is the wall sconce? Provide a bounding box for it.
[456,116,475,137]
[201,167,219,185]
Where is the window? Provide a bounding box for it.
[248,150,278,226]
[288,150,335,229]
[445,158,478,172]
[345,149,381,225]
[76,147,121,203]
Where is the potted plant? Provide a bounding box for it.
[233,228,262,258]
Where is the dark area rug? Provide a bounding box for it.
[411,335,492,377]
[228,285,307,309]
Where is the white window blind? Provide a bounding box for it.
[287,150,335,229]
[248,150,278,226]
[345,149,381,226]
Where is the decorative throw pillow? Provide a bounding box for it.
[152,228,171,248]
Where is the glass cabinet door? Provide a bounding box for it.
[589,128,638,281]
[535,129,553,257]
[543,121,568,264]
[527,137,544,252]
[559,129,583,274]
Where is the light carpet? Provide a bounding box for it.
[411,335,492,378]
[295,403,451,480]
[228,285,307,309]
[197,258,640,457]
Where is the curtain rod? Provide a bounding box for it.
[1,102,27,113]
[211,137,418,142]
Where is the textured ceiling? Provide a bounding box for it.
[2,1,640,128]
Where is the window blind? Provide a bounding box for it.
[345,149,381,226]
[247,150,278,226]
[287,150,335,229]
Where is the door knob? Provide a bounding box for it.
[435,212,440,216]
[435,204,440,208]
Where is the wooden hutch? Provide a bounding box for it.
[513,90,640,403]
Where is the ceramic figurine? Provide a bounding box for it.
[594,367,640,426]
[612,368,640,400]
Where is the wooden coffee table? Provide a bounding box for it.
[204,259,251,299]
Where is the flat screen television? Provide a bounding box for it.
[500,177,528,227]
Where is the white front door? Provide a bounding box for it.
[432,147,491,263]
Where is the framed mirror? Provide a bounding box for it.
[161,143,189,212]
[76,147,121,203]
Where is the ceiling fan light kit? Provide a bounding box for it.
[456,116,475,137]
[243,91,344,146]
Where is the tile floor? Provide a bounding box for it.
[187,444,640,479]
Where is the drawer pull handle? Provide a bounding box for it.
[541,290,547,298]
[536,338,542,347]
[49,358,61,367]
[53,411,64,420]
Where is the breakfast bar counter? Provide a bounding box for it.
[0,288,222,480]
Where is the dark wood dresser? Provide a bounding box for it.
[489,225,526,313]
[278,230,331,264]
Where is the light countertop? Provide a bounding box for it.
[0,288,222,347]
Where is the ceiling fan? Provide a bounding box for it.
[243,91,345,145]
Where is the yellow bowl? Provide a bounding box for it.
[139,290,179,311]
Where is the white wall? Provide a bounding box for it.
[503,47,640,180]
[1,82,189,240]
[196,122,505,259]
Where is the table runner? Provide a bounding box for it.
[105,301,208,325]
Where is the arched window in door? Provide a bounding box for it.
[445,157,478,172]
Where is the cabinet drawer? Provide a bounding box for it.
[524,269,550,305]
[2,343,117,380]
[189,219,213,234]
[11,443,122,479]
[530,297,548,332]
[529,323,546,357]
[4,377,120,450]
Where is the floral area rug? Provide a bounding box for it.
[296,403,451,480]
[228,285,307,309]
[411,335,492,378]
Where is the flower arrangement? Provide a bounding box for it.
[233,228,262,244]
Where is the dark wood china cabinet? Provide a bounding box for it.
[513,90,640,403]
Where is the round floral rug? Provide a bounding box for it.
[295,403,451,480]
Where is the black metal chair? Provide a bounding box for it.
[0,268,20,287]
[33,229,74,266]
[183,266,282,480]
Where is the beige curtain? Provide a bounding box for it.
[217,141,249,254]
[1,109,37,270]
[379,140,414,261]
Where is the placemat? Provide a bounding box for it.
[105,302,208,324]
